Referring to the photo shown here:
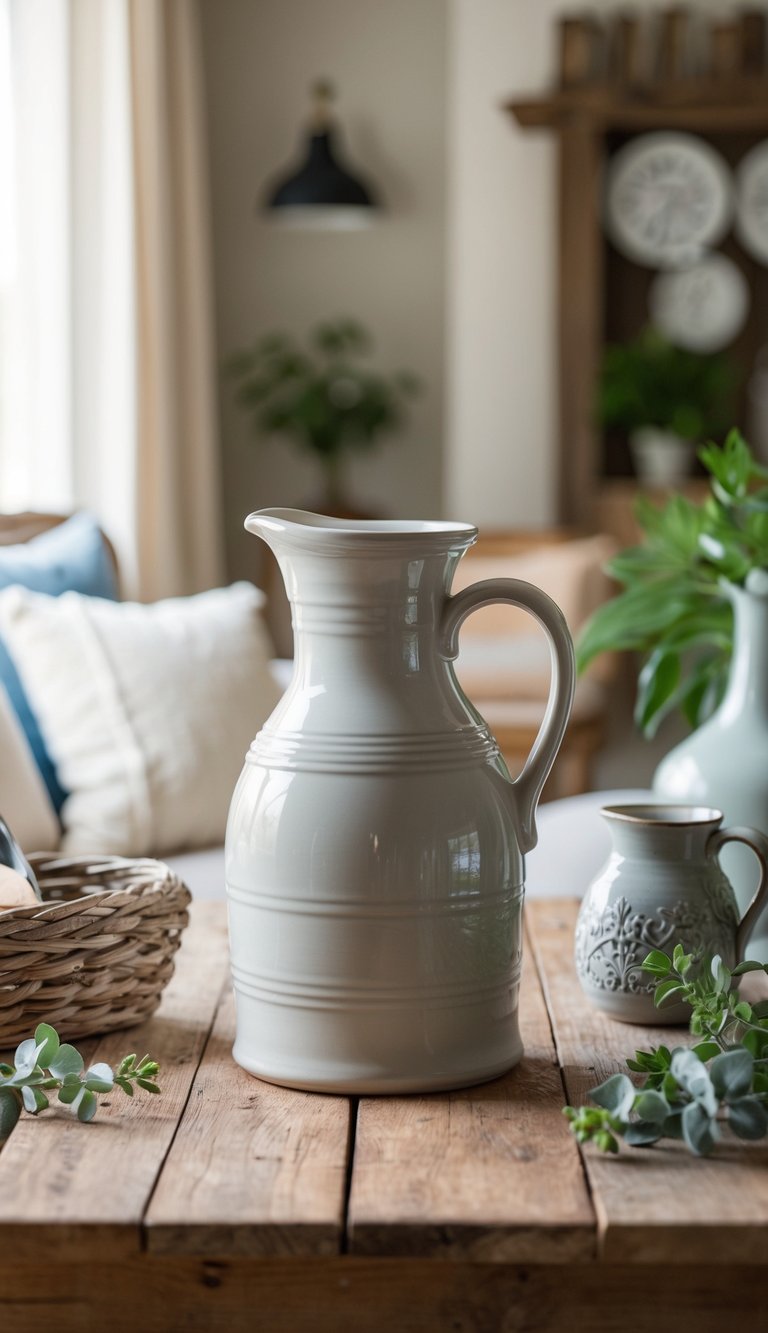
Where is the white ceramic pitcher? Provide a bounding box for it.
[226,511,575,1093]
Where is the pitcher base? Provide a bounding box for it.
[231,1041,524,1095]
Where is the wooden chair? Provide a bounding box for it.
[452,528,618,799]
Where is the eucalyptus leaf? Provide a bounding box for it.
[0,1088,21,1139]
[728,1096,768,1140]
[682,1101,719,1157]
[634,1090,670,1123]
[34,1023,60,1067]
[12,1038,44,1079]
[670,1050,718,1116]
[710,1048,753,1101]
[48,1044,84,1080]
[84,1063,114,1094]
[589,1073,635,1119]
[21,1085,48,1114]
[57,1083,82,1105]
[76,1089,97,1123]
[623,1120,664,1147]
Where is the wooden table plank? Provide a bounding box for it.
[346,933,596,1261]
[528,899,768,1264]
[144,987,352,1257]
[0,900,229,1262]
[1,1258,767,1333]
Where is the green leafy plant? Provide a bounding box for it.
[598,328,734,440]
[229,318,420,508]
[0,1023,160,1140]
[577,429,768,735]
[564,943,768,1157]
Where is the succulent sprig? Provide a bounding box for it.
[0,1023,160,1140]
[565,944,768,1157]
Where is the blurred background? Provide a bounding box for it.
[2,0,768,796]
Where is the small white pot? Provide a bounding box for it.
[629,428,695,488]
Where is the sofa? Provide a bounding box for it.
[0,512,618,906]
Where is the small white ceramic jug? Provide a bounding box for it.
[226,510,575,1093]
[575,804,768,1025]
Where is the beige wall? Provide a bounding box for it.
[200,0,447,584]
[202,0,747,560]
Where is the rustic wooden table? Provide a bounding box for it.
[1,900,767,1332]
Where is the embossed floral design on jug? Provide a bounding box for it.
[226,511,575,1093]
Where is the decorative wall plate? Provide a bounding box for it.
[605,132,733,269]
[649,252,749,352]
[735,140,768,266]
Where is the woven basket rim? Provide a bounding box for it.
[0,854,190,926]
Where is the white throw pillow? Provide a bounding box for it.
[0,680,60,852]
[0,583,281,857]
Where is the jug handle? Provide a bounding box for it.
[707,825,768,960]
[440,577,575,855]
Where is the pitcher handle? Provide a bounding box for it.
[440,577,575,855]
[707,825,768,960]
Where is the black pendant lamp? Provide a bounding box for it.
[264,81,380,230]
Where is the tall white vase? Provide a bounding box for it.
[653,570,768,958]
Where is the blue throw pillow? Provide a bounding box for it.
[0,512,118,812]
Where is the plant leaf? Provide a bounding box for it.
[682,1101,719,1156]
[84,1063,114,1094]
[76,1089,97,1123]
[0,1088,21,1139]
[588,1073,635,1119]
[21,1085,48,1114]
[634,1090,670,1123]
[728,1096,768,1140]
[34,1023,60,1067]
[642,950,672,976]
[49,1044,84,1080]
[623,1120,664,1146]
[58,1083,83,1105]
[12,1038,45,1080]
[710,1048,754,1101]
[671,1048,718,1115]
[136,1079,161,1095]
[654,979,686,1008]
[691,1041,721,1062]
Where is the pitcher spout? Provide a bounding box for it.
[244,509,479,560]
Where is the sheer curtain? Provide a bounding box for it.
[0,0,224,599]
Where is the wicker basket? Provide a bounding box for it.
[0,854,191,1048]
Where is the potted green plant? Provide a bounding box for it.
[578,430,768,735]
[598,329,734,487]
[229,318,420,513]
[579,431,768,952]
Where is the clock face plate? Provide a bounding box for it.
[649,253,749,353]
[735,140,768,266]
[605,132,733,269]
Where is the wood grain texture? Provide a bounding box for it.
[346,940,595,1261]
[0,1259,766,1333]
[0,900,228,1261]
[528,898,768,1264]
[145,987,352,1257]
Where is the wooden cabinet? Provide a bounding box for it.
[507,9,768,533]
